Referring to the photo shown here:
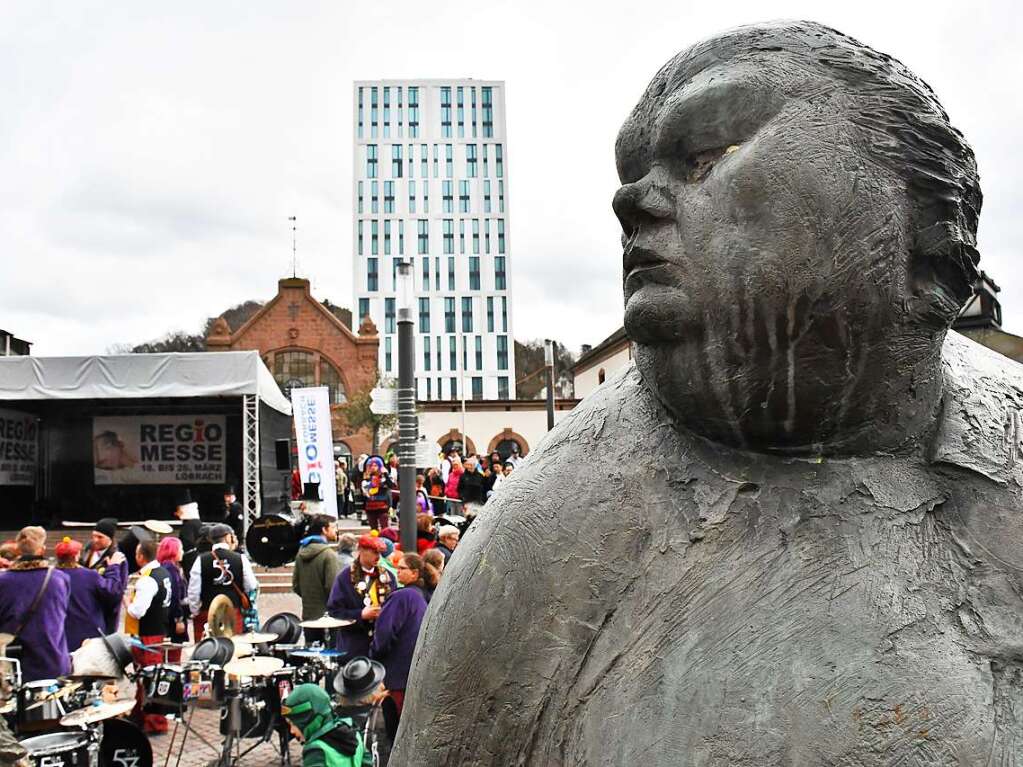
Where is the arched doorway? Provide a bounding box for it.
[437,429,476,457]
[487,429,530,462]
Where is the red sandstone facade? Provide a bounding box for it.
[207,277,379,457]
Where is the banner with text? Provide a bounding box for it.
[291,387,338,516]
[0,408,37,486]
[93,415,226,485]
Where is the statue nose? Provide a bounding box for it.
[613,176,674,238]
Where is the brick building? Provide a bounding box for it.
[207,277,380,458]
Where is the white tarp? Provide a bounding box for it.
[0,351,291,415]
[292,386,338,516]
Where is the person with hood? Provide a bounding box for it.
[55,537,126,653]
[282,683,364,767]
[293,515,342,646]
[362,457,393,531]
[77,517,128,631]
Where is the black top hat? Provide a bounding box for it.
[334,656,385,699]
[173,488,193,506]
[301,482,321,502]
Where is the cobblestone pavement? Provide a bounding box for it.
[150,592,304,767]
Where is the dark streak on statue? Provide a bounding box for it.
[393,21,1023,766]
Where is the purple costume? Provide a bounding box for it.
[79,543,128,634]
[327,564,397,657]
[370,584,427,691]
[61,564,126,653]
[0,559,71,682]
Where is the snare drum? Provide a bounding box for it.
[144,665,186,709]
[19,731,92,767]
[17,679,65,733]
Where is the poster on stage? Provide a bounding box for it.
[93,415,226,485]
[291,386,338,516]
[0,408,37,486]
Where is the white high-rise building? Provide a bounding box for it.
[352,79,516,401]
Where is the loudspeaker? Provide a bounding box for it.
[274,439,291,470]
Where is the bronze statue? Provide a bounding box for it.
[393,21,1023,765]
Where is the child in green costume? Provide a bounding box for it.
[282,684,364,767]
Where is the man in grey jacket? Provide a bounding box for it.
[292,515,341,646]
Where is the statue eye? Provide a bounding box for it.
[683,144,739,182]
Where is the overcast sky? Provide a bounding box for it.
[3,0,1020,356]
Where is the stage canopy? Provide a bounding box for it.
[0,351,292,415]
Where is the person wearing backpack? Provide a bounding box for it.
[282,683,364,767]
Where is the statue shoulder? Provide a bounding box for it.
[933,331,1023,483]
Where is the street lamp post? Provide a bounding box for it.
[396,260,418,554]
[544,339,555,431]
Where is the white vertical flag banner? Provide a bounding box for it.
[291,386,338,517]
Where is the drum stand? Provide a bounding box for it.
[214,686,293,767]
[163,704,223,767]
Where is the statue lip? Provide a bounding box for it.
[623,245,668,275]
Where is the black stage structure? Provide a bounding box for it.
[0,351,292,532]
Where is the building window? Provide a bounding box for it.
[471,377,483,400]
[434,257,440,290]
[391,258,398,290]
[391,144,403,177]
[462,297,473,332]
[418,297,430,332]
[384,181,395,213]
[417,219,429,254]
[408,180,416,214]
[366,144,378,178]
[357,181,363,214]
[408,86,419,137]
[423,335,431,371]
[440,86,452,137]
[443,219,454,254]
[385,337,392,372]
[469,256,480,290]
[407,142,414,177]
[421,257,429,290]
[498,376,509,400]
[483,144,489,177]
[482,86,493,137]
[487,296,494,331]
[501,296,508,330]
[397,87,403,137]
[273,351,348,405]
[371,181,379,214]
[442,180,453,213]
[459,218,466,253]
[383,87,390,138]
[475,336,483,369]
[444,298,455,333]
[449,336,457,371]
[423,181,429,214]
[498,218,506,253]
[471,87,477,138]
[485,218,491,254]
[499,180,505,212]
[367,258,378,291]
[495,256,506,289]
[472,219,480,254]
[398,220,404,254]
[433,144,439,178]
[495,144,504,179]
[497,335,508,370]
[459,180,470,213]
[383,220,391,255]
[448,257,455,290]
[445,144,453,178]
[450,376,457,397]
[466,144,477,177]
[385,298,395,333]
[425,378,431,399]
[359,297,369,322]
[420,143,428,178]
[371,220,379,255]
[457,86,465,137]
[483,180,491,213]
[436,335,442,370]
[357,220,363,256]
[462,335,469,371]
[357,87,364,138]
[370,87,378,138]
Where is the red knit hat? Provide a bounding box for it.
[357,534,386,552]
[55,536,82,560]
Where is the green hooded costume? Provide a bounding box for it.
[282,684,364,767]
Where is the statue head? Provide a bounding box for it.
[613,21,981,454]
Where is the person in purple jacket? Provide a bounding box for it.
[370,552,428,718]
[326,534,395,656]
[55,537,127,654]
[0,527,71,682]
[78,517,129,633]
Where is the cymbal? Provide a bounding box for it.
[208,595,237,638]
[229,641,253,659]
[60,699,135,726]
[288,648,345,659]
[299,616,355,629]
[233,631,279,645]
[222,656,284,678]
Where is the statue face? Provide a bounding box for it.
[614,53,909,347]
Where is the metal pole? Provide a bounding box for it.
[460,335,467,452]
[544,339,555,431]
[396,261,418,554]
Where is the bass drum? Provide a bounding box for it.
[101,719,152,767]
[246,511,307,567]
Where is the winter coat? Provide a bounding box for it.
[0,559,71,681]
[293,539,342,621]
[61,564,125,653]
[370,585,428,691]
[458,470,486,505]
[445,469,463,499]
